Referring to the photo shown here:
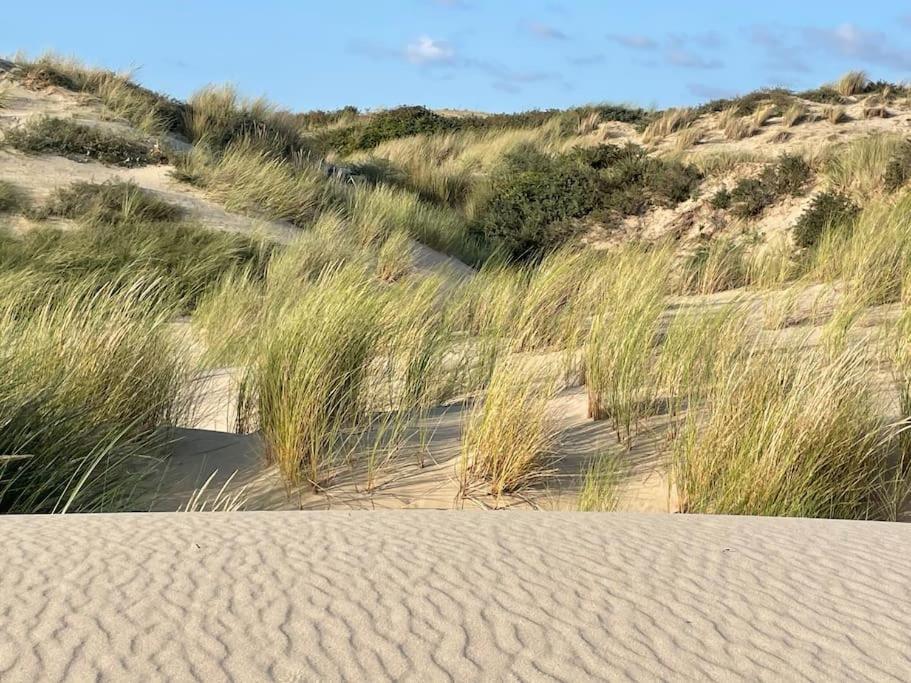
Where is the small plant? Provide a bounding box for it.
[824,105,848,124]
[3,116,163,166]
[709,187,731,209]
[723,116,756,141]
[835,70,869,97]
[782,102,807,127]
[792,192,859,249]
[752,103,777,127]
[863,95,890,119]
[578,452,626,512]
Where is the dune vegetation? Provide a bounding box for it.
[1,53,911,517]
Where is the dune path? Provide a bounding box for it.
[0,511,909,681]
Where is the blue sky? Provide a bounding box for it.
[4,1,911,113]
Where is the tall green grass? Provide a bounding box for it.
[0,276,189,512]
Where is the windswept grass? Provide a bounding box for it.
[673,342,894,519]
[577,452,626,512]
[586,247,671,443]
[825,134,908,197]
[0,276,189,512]
[33,180,182,225]
[0,180,30,214]
[642,108,697,144]
[835,70,869,97]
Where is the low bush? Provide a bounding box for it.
[728,154,811,219]
[321,106,460,155]
[792,192,859,249]
[4,117,163,166]
[472,143,700,259]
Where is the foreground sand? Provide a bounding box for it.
[0,512,908,681]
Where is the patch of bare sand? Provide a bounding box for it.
[0,511,909,680]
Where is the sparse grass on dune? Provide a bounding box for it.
[782,102,808,127]
[577,451,626,512]
[723,116,756,141]
[678,238,749,295]
[0,276,189,513]
[33,180,182,225]
[752,103,777,127]
[14,54,188,136]
[642,108,697,144]
[824,104,848,125]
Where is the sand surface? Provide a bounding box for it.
[0,511,908,681]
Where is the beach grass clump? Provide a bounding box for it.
[835,70,869,97]
[672,343,891,519]
[782,102,808,127]
[0,276,188,513]
[459,357,559,499]
[824,105,848,125]
[678,238,749,294]
[641,108,698,144]
[252,266,385,488]
[825,134,909,196]
[3,116,163,166]
[585,247,671,443]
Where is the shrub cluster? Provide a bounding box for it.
[3,117,164,167]
[723,154,812,219]
[792,192,859,249]
[471,143,701,259]
[320,106,460,155]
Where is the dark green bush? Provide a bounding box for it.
[710,187,731,209]
[727,154,811,219]
[34,181,182,225]
[4,117,163,167]
[792,192,859,249]
[472,143,700,259]
[321,106,459,154]
[797,87,846,104]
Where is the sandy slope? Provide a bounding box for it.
[0,511,908,681]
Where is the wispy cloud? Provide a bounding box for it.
[525,21,568,41]
[687,82,736,99]
[746,25,811,73]
[569,53,606,66]
[405,36,456,65]
[607,31,724,70]
[803,22,911,70]
[606,33,657,50]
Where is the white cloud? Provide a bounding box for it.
[406,36,456,65]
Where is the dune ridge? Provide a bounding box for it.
[0,511,909,681]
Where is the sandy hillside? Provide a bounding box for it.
[0,511,908,681]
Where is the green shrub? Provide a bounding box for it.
[792,192,859,249]
[34,180,182,225]
[472,143,700,259]
[728,154,811,219]
[322,106,459,155]
[3,117,163,167]
[710,187,731,209]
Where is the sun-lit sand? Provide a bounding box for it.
[0,511,908,680]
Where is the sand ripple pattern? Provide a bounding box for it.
[0,512,909,681]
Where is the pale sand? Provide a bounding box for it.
[0,511,909,681]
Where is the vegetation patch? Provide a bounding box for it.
[0,180,30,214]
[472,143,701,259]
[33,180,182,225]
[4,116,164,166]
[884,141,911,192]
[792,192,859,249]
[725,154,811,219]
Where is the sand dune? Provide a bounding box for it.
[0,511,908,681]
